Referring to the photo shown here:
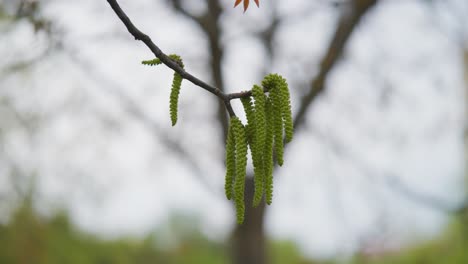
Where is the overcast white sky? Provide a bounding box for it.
[0,0,467,259]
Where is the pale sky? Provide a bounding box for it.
[0,0,466,259]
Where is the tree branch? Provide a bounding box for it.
[314,125,468,216]
[106,0,238,117]
[385,176,468,215]
[106,0,379,129]
[170,0,202,23]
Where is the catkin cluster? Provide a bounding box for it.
[141,58,292,224]
[142,54,184,126]
[225,73,293,223]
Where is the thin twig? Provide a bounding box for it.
[106,0,243,117]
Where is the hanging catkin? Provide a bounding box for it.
[264,98,274,204]
[224,119,237,200]
[251,85,266,206]
[232,117,248,224]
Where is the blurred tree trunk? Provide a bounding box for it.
[465,49,468,168]
[194,2,268,263]
[169,1,377,263]
[227,1,378,263]
[230,177,267,264]
[464,49,468,183]
[462,48,468,242]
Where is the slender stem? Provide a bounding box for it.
[224,99,236,117]
[227,90,252,100]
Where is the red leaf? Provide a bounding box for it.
[234,0,259,11]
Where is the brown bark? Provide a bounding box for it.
[230,177,267,264]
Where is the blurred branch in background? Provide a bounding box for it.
[294,0,377,129]
[314,123,467,214]
[1,0,52,33]
[65,50,221,198]
[385,176,468,215]
[0,0,61,79]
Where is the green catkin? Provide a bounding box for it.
[141,58,162,66]
[142,62,291,218]
[170,72,183,126]
[241,96,264,205]
[141,55,185,126]
[168,55,184,126]
[262,74,293,143]
[242,96,263,207]
[262,73,294,164]
[232,117,248,224]
[264,98,274,205]
[270,85,284,166]
[261,73,279,92]
[252,85,266,207]
[278,77,294,143]
[142,54,184,67]
[169,54,184,126]
[168,54,184,67]
[241,97,256,145]
[224,120,237,200]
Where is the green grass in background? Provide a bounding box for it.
[0,198,466,264]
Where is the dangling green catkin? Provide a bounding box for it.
[241,97,263,206]
[264,98,274,204]
[142,55,185,126]
[241,97,256,145]
[252,85,266,206]
[168,55,184,126]
[232,117,248,224]
[224,120,237,200]
[170,72,183,126]
[269,85,284,166]
[278,77,294,143]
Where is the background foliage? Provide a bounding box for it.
[1,197,467,263]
